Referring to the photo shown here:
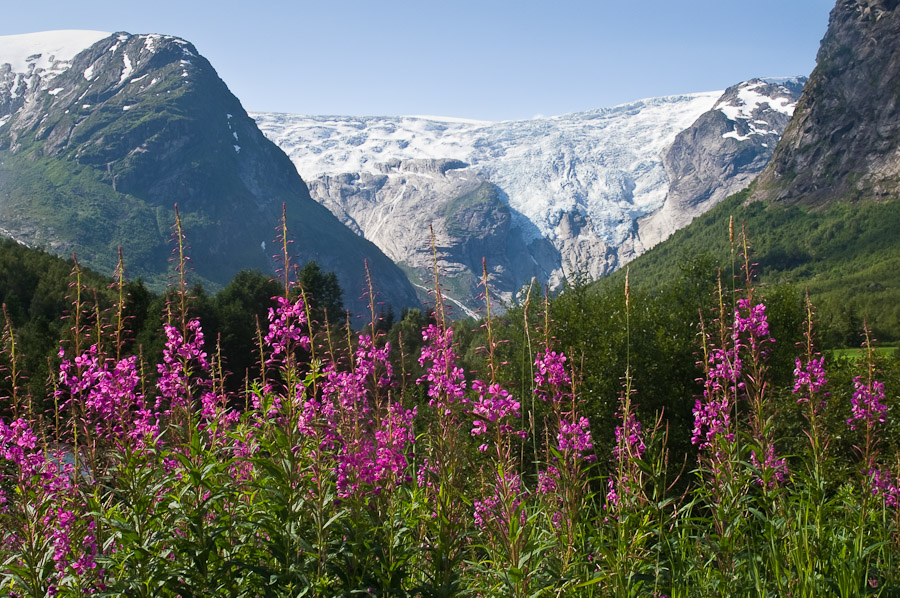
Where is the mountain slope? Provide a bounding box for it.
[254,79,804,312]
[0,31,420,315]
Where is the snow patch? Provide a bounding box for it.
[717,81,796,121]
[0,116,9,128]
[233,145,241,153]
[48,87,64,95]
[118,53,133,85]
[0,30,109,74]
[141,34,163,54]
[83,64,95,80]
[122,105,132,111]
[723,130,751,142]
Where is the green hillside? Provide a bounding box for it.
[606,189,900,346]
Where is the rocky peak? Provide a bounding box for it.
[751,0,900,204]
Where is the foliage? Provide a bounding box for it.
[2,219,900,597]
[613,189,900,346]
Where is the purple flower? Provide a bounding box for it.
[871,469,900,508]
[156,319,211,413]
[734,299,774,355]
[537,466,560,495]
[417,324,467,409]
[372,403,417,490]
[470,380,522,450]
[317,334,415,499]
[613,411,646,460]
[473,470,527,530]
[534,350,570,402]
[691,393,733,450]
[847,376,887,431]
[793,356,827,402]
[606,477,620,509]
[750,444,788,488]
[558,416,594,459]
[264,295,311,362]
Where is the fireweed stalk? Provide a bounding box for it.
[735,232,786,491]
[533,303,595,580]
[607,269,646,515]
[469,260,536,598]
[782,290,835,596]
[690,273,772,586]
[412,226,471,595]
[595,269,661,597]
[793,291,829,473]
[691,229,790,592]
[840,324,894,591]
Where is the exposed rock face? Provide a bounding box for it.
[639,78,805,247]
[307,159,560,314]
[0,31,420,314]
[751,0,900,204]
[255,80,803,312]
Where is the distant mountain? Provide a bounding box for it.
[0,31,420,315]
[254,78,805,312]
[752,0,900,205]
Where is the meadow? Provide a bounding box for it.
[1,214,899,597]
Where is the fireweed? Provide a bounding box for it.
[2,221,900,596]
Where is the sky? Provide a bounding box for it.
[1,0,836,121]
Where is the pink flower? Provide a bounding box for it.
[470,380,522,450]
[613,411,645,460]
[417,324,467,409]
[264,295,311,362]
[558,416,594,459]
[156,319,211,413]
[847,376,887,431]
[534,350,570,401]
[750,444,788,488]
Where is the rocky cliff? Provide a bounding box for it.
[751,0,900,204]
[639,78,806,246]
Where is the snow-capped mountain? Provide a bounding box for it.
[253,77,805,312]
[0,31,421,314]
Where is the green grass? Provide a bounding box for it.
[830,345,898,359]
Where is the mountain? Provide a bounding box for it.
[751,0,900,205]
[253,78,805,312]
[601,0,900,345]
[0,31,420,316]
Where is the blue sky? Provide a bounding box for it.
[2,0,835,121]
